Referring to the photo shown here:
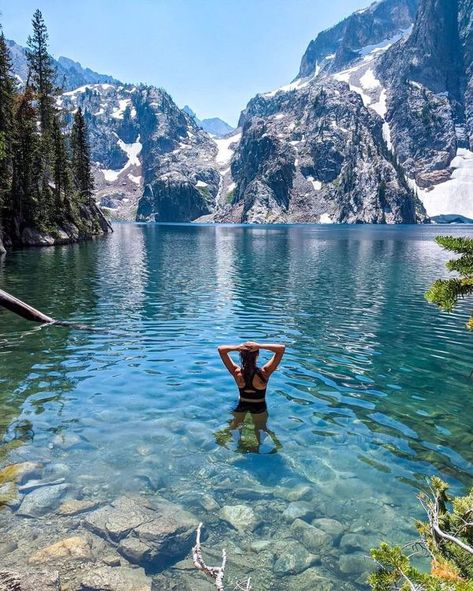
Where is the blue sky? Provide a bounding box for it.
[1,1,368,126]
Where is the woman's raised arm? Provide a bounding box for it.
[217,344,242,376]
[257,343,286,377]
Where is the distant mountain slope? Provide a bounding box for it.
[183,105,235,138]
[56,84,220,222]
[7,39,120,90]
[297,0,419,80]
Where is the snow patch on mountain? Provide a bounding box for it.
[102,136,142,182]
[415,149,473,218]
[215,133,242,165]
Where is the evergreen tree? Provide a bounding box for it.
[369,478,473,591]
[11,86,39,225]
[51,115,71,213]
[0,30,15,211]
[26,9,56,134]
[425,236,473,330]
[71,107,94,203]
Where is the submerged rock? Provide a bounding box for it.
[84,496,198,571]
[286,567,336,591]
[273,540,318,575]
[219,504,257,531]
[78,565,151,591]
[274,484,314,502]
[17,484,69,518]
[58,499,99,516]
[0,570,60,590]
[311,518,345,537]
[19,479,66,494]
[282,501,316,523]
[28,536,93,564]
[339,532,366,552]
[0,482,18,508]
[338,552,372,575]
[0,462,43,486]
[291,519,333,555]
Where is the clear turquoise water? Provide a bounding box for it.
[1,223,472,588]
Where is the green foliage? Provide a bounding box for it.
[425,236,473,330]
[0,30,15,210]
[71,107,94,202]
[0,12,102,245]
[370,479,473,591]
[26,9,56,134]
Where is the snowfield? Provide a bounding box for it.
[215,133,241,166]
[417,149,473,218]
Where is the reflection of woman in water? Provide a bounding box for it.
[216,341,285,453]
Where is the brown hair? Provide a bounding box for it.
[240,349,259,386]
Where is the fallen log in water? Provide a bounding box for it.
[0,288,55,324]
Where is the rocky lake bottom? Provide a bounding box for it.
[0,223,472,590]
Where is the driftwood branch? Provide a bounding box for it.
[0,288,55,324]
[192,523,252,591]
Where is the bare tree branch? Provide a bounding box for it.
[192,523,252,591]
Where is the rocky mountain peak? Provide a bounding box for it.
[297,0,419,80]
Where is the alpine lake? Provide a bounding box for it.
[0,223,472,590]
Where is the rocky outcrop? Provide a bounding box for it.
[213,80,425,223]
[1,202,112,250]
[298,0,419,79]
[377,0,473,183]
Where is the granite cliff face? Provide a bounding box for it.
[9,40,221,223]
[378,0,472,175]
[204,0,473,223]
[374,0,473,217]
[212,81,423,224]
[204,0,425,224]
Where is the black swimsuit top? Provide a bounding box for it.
[238,369,267,400]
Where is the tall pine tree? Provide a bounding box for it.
[51,115,71,213]
[0,30,15,214]
[71,107,94,204]
[26,10,56,134]
[11,86,39,227]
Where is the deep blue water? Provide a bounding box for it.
[0,223,472,589]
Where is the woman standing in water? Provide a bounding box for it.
[217,341,285,452]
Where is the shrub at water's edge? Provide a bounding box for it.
[369,478,473,591]
[0,11,111,253]
[425,236,473,330]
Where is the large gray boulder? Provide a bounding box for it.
[83,496,198,571]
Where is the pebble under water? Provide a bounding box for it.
[0,223,472,590]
